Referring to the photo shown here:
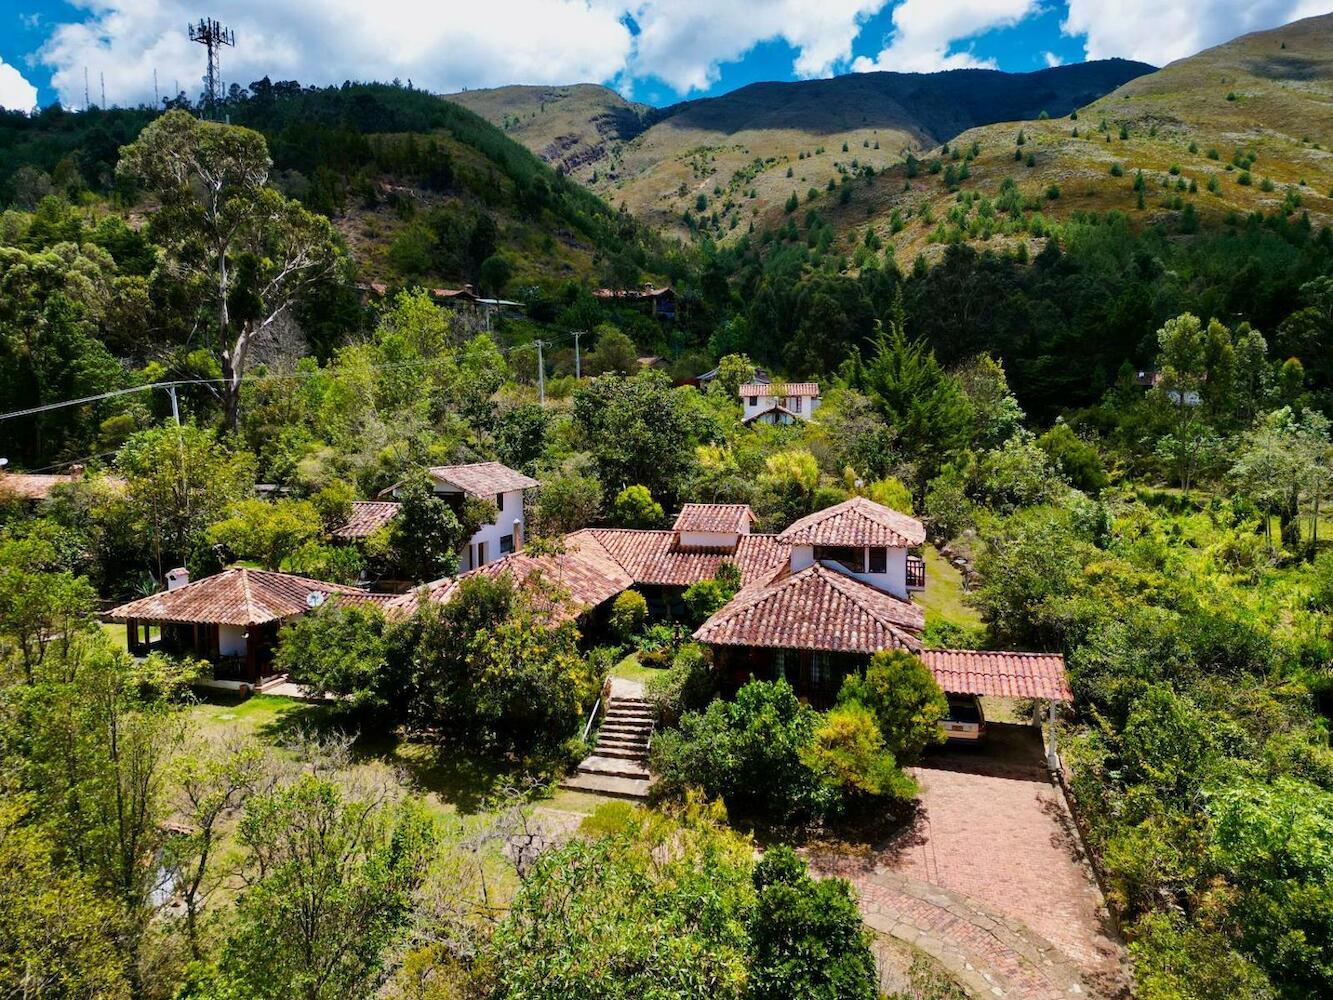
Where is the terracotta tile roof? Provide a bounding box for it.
[0,471,125,500]
[331,501,400,540]
[742,402,804,424]
[673,503,755,534]
[920,649,1072,702]
[778,497,926,548]
[587,529,787,588]
[427,462,539,496]
[739,382,819,396]
[393,530,633,623]
[694,563,923,654]
[105,568,369,627]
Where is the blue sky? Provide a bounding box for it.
[1,0,1327,112]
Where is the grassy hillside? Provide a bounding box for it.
[808,13,1333,266]
[447,83,653,176]
[453,61,1151,239]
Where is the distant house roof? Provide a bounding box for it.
[637,356,668,369]
[694,563,924,655]
[393,530,634,623]
[587,529,786,588]
[739,382,819,397]
[698,366,770,385]
[0,470,125,501]
[778,497,926,549]
[593,284,674,301]
[919,649,1072,702]
[431,285,478,302]
[105,568,382,627]
[673,503,755,535]
[331,501,400,540]
[741,403,804,424]
[427,462,539,496]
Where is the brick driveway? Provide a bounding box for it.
[885,722,1127,991]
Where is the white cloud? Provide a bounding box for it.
[34,0,898,107]
[1062,0,1332,67]
[852,0,1040,73]
[38,0,635,108]
[627,0,889,93]
[0,58,39,111]
[1042,50,1063,67]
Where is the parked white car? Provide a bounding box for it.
[941,694,987,743]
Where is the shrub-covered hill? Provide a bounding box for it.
[0,82,678,292]
[795,13,1333,267]
[453,60,1153,241]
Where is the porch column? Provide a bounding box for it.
[1045,700,1060,771]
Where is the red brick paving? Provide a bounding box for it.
[887,724,1126,989]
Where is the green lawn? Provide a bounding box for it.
[184,692,562,817]
[916,547,983,629]
[610,650,663,686]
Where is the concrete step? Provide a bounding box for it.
[559,772,652,801]
[595,746,649,762]
[600,725,653,738]
[601,720,652,732]
[577,755,650,780]
[598,734,649,748]
[605,714,654,725]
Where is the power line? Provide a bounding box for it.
[0,329,583,425]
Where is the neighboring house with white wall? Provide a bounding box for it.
[739,381,821,425]
[387,462,539,572]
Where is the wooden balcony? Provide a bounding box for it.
[906,554,926,591]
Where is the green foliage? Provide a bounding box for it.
[532,472,603,536]
[388,472,478,582]
[275,603,393,720]
[645,643,717,722]
[610,483,665,528]
[609,589,649,643]
[205,497,322,570]
[216,775,435,1000]
[1038,422,1108,493]
[836,649,947,764]
[747,846,879,1000]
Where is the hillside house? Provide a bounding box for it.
[105,568,391,688]
[740,381,821,425]
[384,462,539,572]
[398,496,1067,723]
[593,284,676,320]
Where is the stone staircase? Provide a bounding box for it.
[559,695,654,800]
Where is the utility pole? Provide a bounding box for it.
[534,340,546,405]
[188,17,236,118]
[153,68,159,109]
[167,385,181,426]
[573,330,583,379]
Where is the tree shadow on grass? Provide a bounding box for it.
[253,705,561,815]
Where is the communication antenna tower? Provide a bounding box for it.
[187,17,236,117]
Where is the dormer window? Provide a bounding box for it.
[814,545,864,573]
[749,395,758,406]
[868,547,887,573]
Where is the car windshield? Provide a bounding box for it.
[947,699,981,723]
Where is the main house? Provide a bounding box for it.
[740,382,821,425]
[398,496,1070,713]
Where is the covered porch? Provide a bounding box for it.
[123,617,283,684]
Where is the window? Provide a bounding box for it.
[748,395,758,406]
[477,541,487,566]
[500,533,514,555]
[792,397,802,412]
[495,492,505,512]
[814,545,864,573]
[867,547,887,573]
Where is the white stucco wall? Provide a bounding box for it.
[219,624,247,657]
[740,392,820,423]
[678,528,741,549]
[793,545,909,599]
[457,487,528,571]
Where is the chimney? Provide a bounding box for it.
[166,567,190,591]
